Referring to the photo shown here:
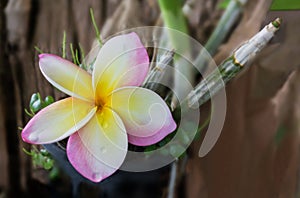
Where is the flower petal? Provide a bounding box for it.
[109,87,176,139]
[39,54,94,101]
[67,108,128,182]
[92,32,149,101]
[128,120,176,146]
[22,98,96,144]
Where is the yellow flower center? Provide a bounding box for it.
[95,96,106,111]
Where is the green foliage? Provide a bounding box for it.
[158,0,188,34]
[78,44,87,70]
[275,125,288,145]
[218,0,230,9]
[62,31,67,59]
[90,8,102,45]
[23,146,54,170]
[219,0,300,10]
[70,43,80,66]
[23,146,60,180]
[34,46,43,54]
[25,93,55,117]
[270,0,300,10]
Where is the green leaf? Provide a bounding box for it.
[70,43,79,65]
[90,8,102,46]
[62,31,66,59]
[43,158,54,170]
[29,92,44,113]
[218,0,230,9]
[275,125,288,145]
[270,0,300,10]
[29,93,39,107]
[34,46,43,54]
[49,166,60,180]
[44,96,54,106]
[78,44,87,70]
[40,148,49,156]
[219,0,300,10]
[22,148,33,156]
[24,108,34,117]
[31,100,43,113]
[144,145,157,153]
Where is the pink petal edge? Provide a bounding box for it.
[128,117,177,146]
[66,109,128,183]
[67,132,118,182]
[21,97,96,144]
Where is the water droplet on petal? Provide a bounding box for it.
[98,116,103,123]
[28,133,39,142]
[92,172,102,181]
[102,122,108,129]
[100,146,107,153]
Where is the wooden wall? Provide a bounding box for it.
[1,0,300,197]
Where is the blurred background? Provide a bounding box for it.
[0,0,300,197]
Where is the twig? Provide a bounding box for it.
[187,18,281,107]
[194,0,248,73]
[143,50,174,91]
[167,160,178,198]
[89,8,102,46]
[158,0,194,110]
[62,31,66,58]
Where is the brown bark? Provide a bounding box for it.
[0,0,9,192]
[0,0,159,196]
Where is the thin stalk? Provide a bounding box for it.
[143,50,174,91]
[194,0,248,73]
[70,43,80,65]
[62,31,66,58]
[89,8,102,46]
[187,18,281,107]
[158,0,193,110]
[167,160,178,198]
[158,0,188,35]
[78,44,87,70]
[34,46,43,54]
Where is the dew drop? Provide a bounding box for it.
[98,116,103,123]
[102,122,108,129]
[92,172,102,181]
[28,133,39,142]
[100,146,107,153]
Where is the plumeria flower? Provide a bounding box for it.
[22,32,176,182]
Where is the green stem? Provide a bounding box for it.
[158,0,188,37]
[34,46,43,54]
[158,0,193,109]
[194,0,248,72]
[89,8,102,46]
[62,31,66,59]
[187,18,281,107]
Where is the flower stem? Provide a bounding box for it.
[143,50,174,91]
[187,18,281,107]
[194,0,248,73]
[158,0,194,110]
[157,0,188,36]
[89,8,102,46]
[167,160,178,198]
[62,31,66,59]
